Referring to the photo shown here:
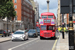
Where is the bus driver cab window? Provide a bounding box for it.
[47,26,53,30]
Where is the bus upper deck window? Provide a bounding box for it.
[42,16,47,18]
[48,16,53,18]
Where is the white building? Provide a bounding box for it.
[30,0,39,27]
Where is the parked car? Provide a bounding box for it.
[0,30,8,37]
[11,30,28,41]
[28,29,38,37]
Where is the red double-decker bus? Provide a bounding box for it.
[39,12,56,39]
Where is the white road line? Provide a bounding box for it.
[8,38,39,50]
[21,40,39,50]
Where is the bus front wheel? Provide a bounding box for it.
[40,36,43,39]
[54,34,56,39]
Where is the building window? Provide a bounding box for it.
[35,7,37,11]
[14,0,17,3]
[14,5,17,9]
[31,11,32,14]
[15,11,17,14]
[15,16,17,20]
[31,20,32,22]
[73,19,75,21]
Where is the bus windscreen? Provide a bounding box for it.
[48,16,53,18]
[41,25,46,30]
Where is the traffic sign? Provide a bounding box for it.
[60,0,75,14]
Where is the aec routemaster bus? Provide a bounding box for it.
[39,12,56,39]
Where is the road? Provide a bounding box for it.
[0,32,59,50]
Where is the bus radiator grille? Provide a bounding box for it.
[44,33,50,37]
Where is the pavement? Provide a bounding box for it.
[55,32,69,50]
[0,37,11,43]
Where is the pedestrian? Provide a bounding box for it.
[11,32,13,34]
[66,27,69,33]
[58,27,61,33]
[64,27,66,32]
[61,27,66,39]
[8,30,10,33]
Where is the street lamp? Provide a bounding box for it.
[7,17,8,34]
[28,21,30,29]
[62,14,65,39]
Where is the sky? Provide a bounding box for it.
[34,0,58,17]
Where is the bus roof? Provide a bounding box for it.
[41,12,54,16]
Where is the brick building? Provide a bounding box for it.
[13,0,35,29]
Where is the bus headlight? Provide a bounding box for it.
[41,34,42,35]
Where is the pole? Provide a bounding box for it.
[69,0,74,50]
[7,17,8,34]
[47,0,49,12]
[62,14,64,39]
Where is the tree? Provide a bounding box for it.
[6,0,16,20]
[0,0,16,20]
[0,0,7,19]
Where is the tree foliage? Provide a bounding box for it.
[0,0,16,19]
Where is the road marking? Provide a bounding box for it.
[52,36,59,50]
[8,38,39,50]
[21,40,39,50]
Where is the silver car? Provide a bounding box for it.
[11,30,28,41]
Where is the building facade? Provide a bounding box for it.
[30,0,39,28]
[13,0,35,30]
[57,0,75,31]
[57,0,69,27]
[73,14,75,30]
[35,1,39,22]
[57,0,61,26]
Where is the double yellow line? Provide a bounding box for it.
[52,36,59,50]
